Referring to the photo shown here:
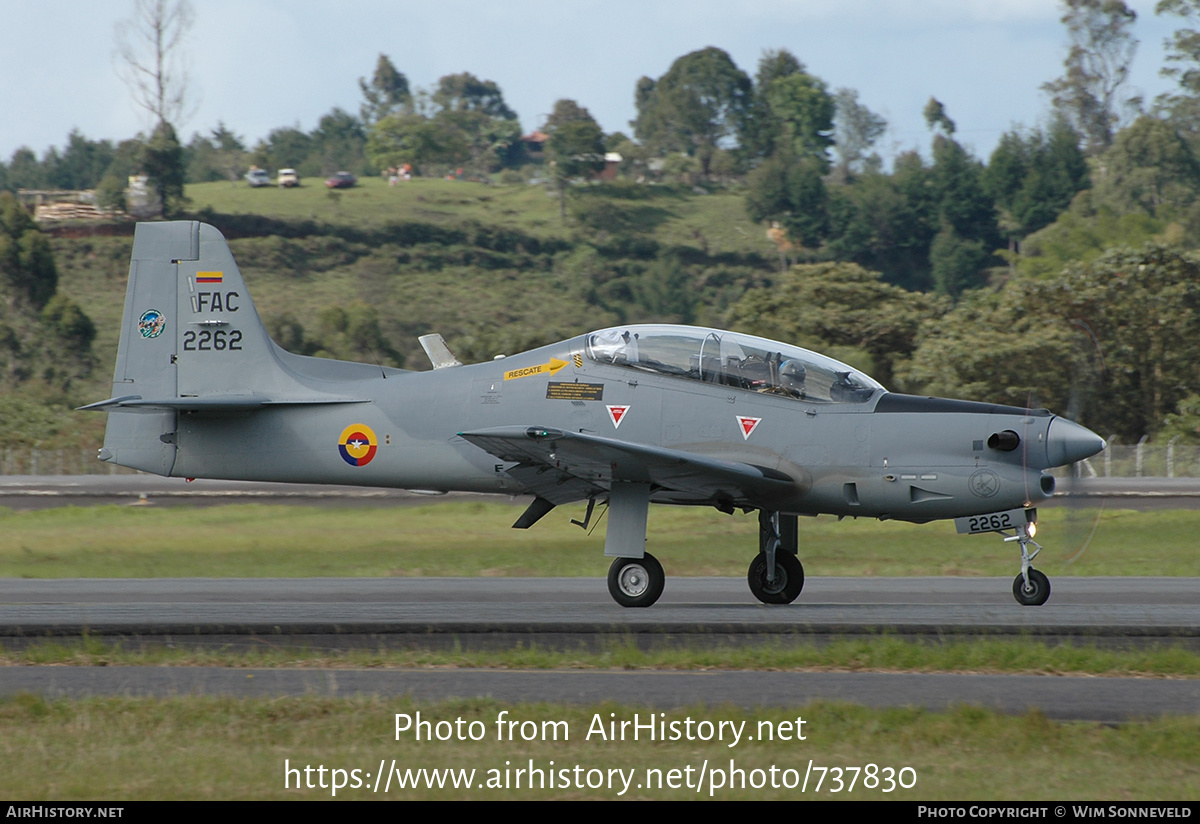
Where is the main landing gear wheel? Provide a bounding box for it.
[747,552,804,605]
[1012,569,1051,606]
[607,553,665,608]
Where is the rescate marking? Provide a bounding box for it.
[607,405,630,429]
[736,415,762,440]
[504,358,568,381]
[338,423,378,467]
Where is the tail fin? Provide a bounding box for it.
[86,221,378,474]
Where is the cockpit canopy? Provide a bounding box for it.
[585,325,883,404]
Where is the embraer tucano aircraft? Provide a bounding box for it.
[84,222,1105,607]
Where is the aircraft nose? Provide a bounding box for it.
[1046,418,1106,467]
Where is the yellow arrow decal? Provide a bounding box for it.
[504,358,569,381]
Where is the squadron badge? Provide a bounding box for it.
[138,309,165,339]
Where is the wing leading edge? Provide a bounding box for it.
[459,425,798,509]
[79,394,368,412]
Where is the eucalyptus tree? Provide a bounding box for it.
[359,54,411,126]
[543,99,606,219]
[1042,0,1140,155]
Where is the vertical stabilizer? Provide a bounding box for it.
[96,221,293,474]
[99,221,199,474]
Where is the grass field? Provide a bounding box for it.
[0,501,1195,579]
[1,695,1196,800]
[8,635,1200,679]
[191,176,566,237]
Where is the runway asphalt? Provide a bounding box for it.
[0,577,1197,645]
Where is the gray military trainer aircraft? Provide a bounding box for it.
[84,222,1105,607]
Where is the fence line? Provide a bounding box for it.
[1077,441,1200,479]
[3,444,1200,478]
[1,449,139,476]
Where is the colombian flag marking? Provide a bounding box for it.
[338,423,378,467]
[196,271,224,284]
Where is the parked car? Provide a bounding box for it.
[325,171,357,189]
[277,168,300,188]
[245,168,271,187]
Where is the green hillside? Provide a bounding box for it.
[51,178,779,423]
[186,176,770,256]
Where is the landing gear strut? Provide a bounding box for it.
[603,481,662,607]
[1007,520,1051,606]
[748,510,804,604]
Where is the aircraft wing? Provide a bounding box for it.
[459,425,797,507]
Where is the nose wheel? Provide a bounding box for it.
[1013,568,1051,606]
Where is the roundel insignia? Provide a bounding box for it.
[338,424,378,467]
[968,469,1000,498]
[138,309,165,339]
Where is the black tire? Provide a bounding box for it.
[607,553,665,608]
[747,552,804,604]
[1012,569,1051,606]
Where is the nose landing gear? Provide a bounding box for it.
[1006,521,1050,606]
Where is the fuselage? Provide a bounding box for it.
[164,324,1103,523]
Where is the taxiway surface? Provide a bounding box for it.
[0,577,1196,645]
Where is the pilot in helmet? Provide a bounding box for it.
[779,359,806,397]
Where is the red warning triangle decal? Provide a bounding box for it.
[606,405,630,429]
[736,415,762,440]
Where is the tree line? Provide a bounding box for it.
[5,3,1200,276]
